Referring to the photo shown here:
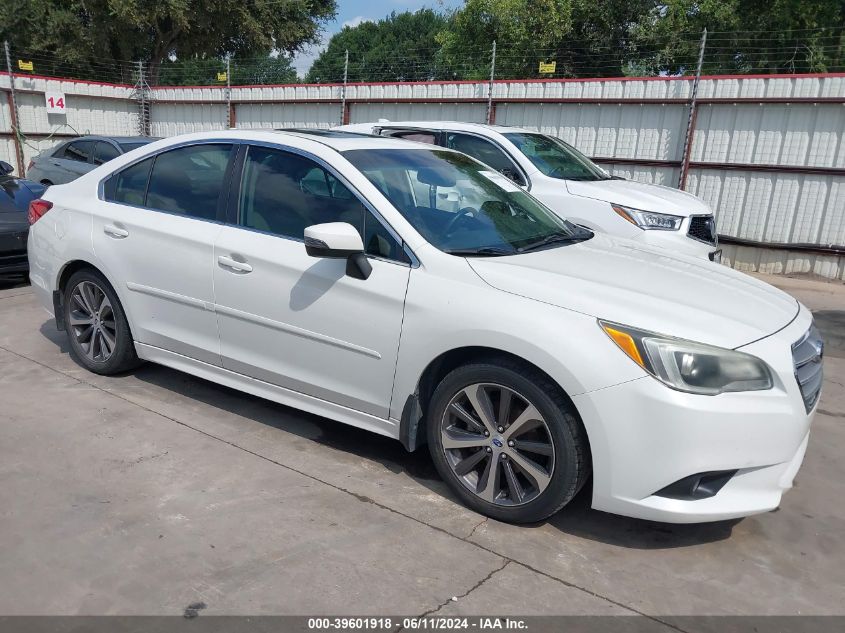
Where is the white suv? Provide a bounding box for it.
[28,130,820,524]
[336,121,720,260]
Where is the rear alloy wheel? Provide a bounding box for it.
[428,361,589,523]
[63,269,140,375]
[69,280,117,363]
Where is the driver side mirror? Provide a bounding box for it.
[0,161,14,176]
[304,222,372,280]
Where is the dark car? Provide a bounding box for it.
[0,160,46,281]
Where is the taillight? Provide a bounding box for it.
[28,199,53,225]
[27,160,34,172]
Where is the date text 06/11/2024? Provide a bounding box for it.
[307,617,529,630]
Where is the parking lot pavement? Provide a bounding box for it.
[0,273,843,617]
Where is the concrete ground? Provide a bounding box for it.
[0,273,843,617]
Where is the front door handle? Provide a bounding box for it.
[218,255,253,273]
[103,224,129,239]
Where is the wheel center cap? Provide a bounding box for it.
[491,435,504,448]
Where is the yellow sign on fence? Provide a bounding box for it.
[538,61,556,74]
[217,72,228,82]
[17,60,34,72]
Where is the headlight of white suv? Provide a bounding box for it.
[611,204,683,231]
[599,321,773,395]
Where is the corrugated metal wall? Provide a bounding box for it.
[2,73,843,279]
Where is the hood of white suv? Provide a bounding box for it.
[467,234,798,349]
[565,178,712,218]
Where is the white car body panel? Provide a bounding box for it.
[336,121,719,259]
[28,129,817,524]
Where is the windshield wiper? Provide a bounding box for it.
[517,232,591,253]
[445,247,514,257]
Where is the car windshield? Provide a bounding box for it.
[503,132,610,182]
[343,148,590,256]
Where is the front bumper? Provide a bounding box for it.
[572,307,816,523]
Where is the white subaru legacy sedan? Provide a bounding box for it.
[336,122,721,261]
[27,130,821,524]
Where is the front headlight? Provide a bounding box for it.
[612,204,683,231]
[599,321,773,395]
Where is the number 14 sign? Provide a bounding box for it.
[45,92,67,114]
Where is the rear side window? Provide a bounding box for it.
[146,144,233,220]
[62,141,94,163]
[93,142,120,165]
[106,157,153,206]
[445,133,525,185]
[384,130,437,145]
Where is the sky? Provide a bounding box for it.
[292,0,465,76]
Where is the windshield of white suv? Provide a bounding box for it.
[343,148,591,256]
[503,133,610,182]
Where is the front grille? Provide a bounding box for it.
[688,215,717,244]
[792,325,824,412]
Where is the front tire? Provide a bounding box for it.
[63,269,139,375]
[427,360,590,523]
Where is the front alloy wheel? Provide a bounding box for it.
[441,383,555,506]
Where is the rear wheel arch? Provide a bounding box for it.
[56,261,133,334]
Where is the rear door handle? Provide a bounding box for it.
[103,224,129,239]
[218,255,253,273]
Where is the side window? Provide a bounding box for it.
[105,157,153,206]
[239,146,407,262]
[445,133,524,185]
[93,142,120,166]
[62,141,94,163]
[239,146,365,240]
[146,144,233,220]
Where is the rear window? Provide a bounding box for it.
[61,141,94,163]
[119,141,152,153]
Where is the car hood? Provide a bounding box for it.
[467,234,798,349]
[565,178,711,217]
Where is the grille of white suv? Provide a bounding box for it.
[792,325,824,412]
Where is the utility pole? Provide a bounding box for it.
[226,55,232,129]
[3,41,25,176]
[132,61,152,136]
[486,41,497,125]
[340,49,349,125]
[678,28,707,190]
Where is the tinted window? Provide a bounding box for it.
[503,133,609,181]
[239,146,365,240]
[146,144,233,220]
[445,133,524,185]
[119,141,153,153]
[239,146,406,261]
[93,142,120,165]
[107,157,153,206]
[62,141,94,163]
[385,130,437,145]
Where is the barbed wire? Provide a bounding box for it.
[4,26,843,87]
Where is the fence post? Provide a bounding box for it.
[486,41,497,125]
[340,49,349,125]
[3,41,26,176]
[132,61,152,136]
[226,55,233,129]
[678,28,707,190]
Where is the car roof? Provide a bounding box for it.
[65,135,160,143]
[136,129,453,153]
[336,121,538,135]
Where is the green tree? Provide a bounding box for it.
[632,0,845,75]
[307,9,448,83]
[157,54,298,86]
[0,0,335,84]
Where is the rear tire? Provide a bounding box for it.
[63,269,140,375]
[427,360,590,523]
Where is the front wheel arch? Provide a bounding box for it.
[401,347,590,458]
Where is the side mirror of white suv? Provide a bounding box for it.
[304,222,372,280]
